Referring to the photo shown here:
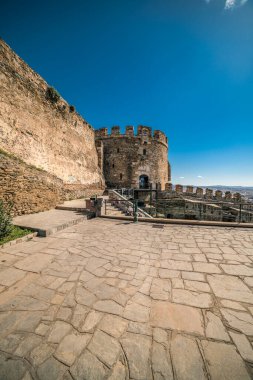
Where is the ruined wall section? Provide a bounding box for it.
[0,150,64,215]
[96,126,170,190]
[0,39,104,189]
[0,150,103,216]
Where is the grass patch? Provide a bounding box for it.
[0,226,33,246]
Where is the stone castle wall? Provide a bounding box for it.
[0,150,103,216]
[163,184,243,202]
[95,125,170,190]
[0,39,104,190]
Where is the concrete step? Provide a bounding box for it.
[14,209,88,237]
[56,199,87,212]
[107,212,124,216]
[56,199,94,218]
[106,208,124,213]
[106,209,124,214]
[105,206,125,214]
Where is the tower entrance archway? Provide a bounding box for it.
[139,175,149,189]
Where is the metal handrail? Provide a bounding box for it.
[102,198,253,224]
[105,188,253,223]
[148,198,253,223]
[103,199,141,221]
[110,189,153,218]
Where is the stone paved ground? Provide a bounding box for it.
[0,219,253,380]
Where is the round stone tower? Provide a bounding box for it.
[95,125,171,190]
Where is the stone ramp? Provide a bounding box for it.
[13,209,87,237]
[56,199,87,211]
[56,199,95,219]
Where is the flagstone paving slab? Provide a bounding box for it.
[0,219,253,379]
[0,352,28,380]
[152,341,174,379]
[207,274,253,303]
[150,301,205,335]
[0,267,26,286]
[121,332,153,380]
[47,321,72,343]
[229,331,253,363]
[88,330,121,367]
[202,340,251,380]
[221,264,253,276]
[221,308,253,335]
[172,288,213,308]
[70,350,108,380]
[54,333,91,366]
[204,311,230,341]
[171,334,206,380]
[15,253,53,273]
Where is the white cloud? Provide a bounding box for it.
[197,175,204,178]
[225,0,248,9]
[205,0,248,9]
[179,176,185,179]
[227,0,249,9]
[225,0,244,9]
[225,0,235,9]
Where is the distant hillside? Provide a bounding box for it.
[204,186,253,192]
[200,186,253,200]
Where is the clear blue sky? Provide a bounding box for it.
[1,0,253,186]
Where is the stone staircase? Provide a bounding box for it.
[104,203,126,217]
[106,190,153,218]
[102,190,153,219]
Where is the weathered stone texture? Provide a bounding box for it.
[0,152,65,215]
[0,38,104,214]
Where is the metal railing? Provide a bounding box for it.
[140,199,253,224]
[103,199,140,222]
[104,188,253,224]
[109,189,152,218]
[112,188,134,199]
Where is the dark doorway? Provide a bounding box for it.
[139,175,149,189]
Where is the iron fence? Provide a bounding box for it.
[103,197,253,224]
[141,199,253,223]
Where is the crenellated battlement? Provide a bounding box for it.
[126,125,134,136]
[163,184,244,203]
[111,126,120,135]
[95,125,168,146]
[95,128,108,138]
[153,130,168,145]
[137,125,152,137]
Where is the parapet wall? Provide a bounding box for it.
[0,39,104,189]
[163,184,243,202]
[95,126,168,146]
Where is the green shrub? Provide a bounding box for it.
[46,86,60,104]
[0,201,12,239]
[0,226,32,246]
